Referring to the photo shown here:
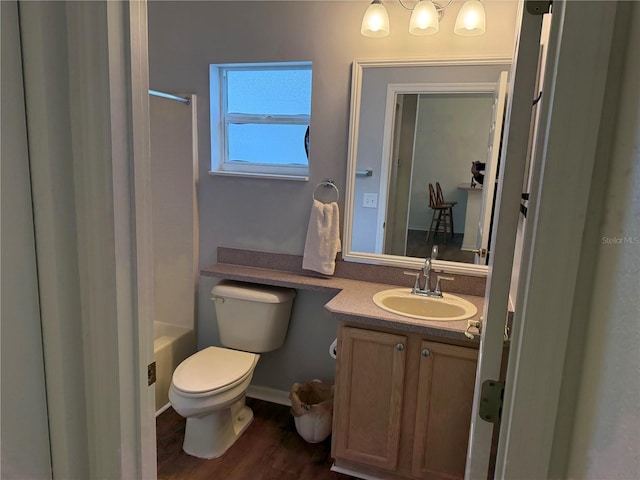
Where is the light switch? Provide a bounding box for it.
[363,193,378,208]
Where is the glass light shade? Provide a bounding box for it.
[454,0,486,36]
[361,0,390,37]
[409,0,439,36]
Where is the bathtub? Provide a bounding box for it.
[154,321,195,414]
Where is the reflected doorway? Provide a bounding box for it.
[382,92,495,262]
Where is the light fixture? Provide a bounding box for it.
[360,0,486,38]
[409,0,440,36]
[454,0,486,36]
[361,0,390,37]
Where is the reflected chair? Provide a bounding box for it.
[436,182,457,234]
[426,183,456,243]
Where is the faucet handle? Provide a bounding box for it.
[403,271,421,293]
[431,245,439,259]
[434,275,454,294]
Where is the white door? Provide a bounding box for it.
[465,5,545,479]
[474,72,509,265]
[494,1,618,477]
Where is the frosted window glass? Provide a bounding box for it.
[227,69,311,115]
[228,124,308,166]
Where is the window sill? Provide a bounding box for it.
[208,170,309,181]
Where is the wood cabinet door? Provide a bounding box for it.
[412,341,478,479]
[333,327,406,471]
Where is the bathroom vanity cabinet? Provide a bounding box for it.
[332,322,479,480]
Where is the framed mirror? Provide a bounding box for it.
[343,59,512,276]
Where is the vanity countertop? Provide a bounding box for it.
[202,262,483,344]
[324,280,483,343]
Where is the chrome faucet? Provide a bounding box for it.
[424,245,439,293]
[403,246,455,298]
[422,257,434,293]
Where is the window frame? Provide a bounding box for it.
[210,62,312,180]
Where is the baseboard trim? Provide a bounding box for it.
[246,385,291,406]
[155,402,171,417]
[330,464,383,480]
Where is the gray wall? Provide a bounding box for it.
[564,3,640,477]
[148,0,519,389]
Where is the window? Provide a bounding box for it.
[210,62,312,179]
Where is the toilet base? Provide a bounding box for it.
[182,395,254,459]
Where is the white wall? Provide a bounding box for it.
[0,3,52,477]
[148,0,519,388]
[565,3,640,478]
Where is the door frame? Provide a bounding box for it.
[30,0,623,478]
[468,1,622,478]
[129,1,621,478]
[22,1,156,478]
[73,1,157,476]
[474,71,509,266]
[494,1,620,478]
[465,2,544,477]
[66,1,156,477]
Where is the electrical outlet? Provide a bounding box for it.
[363,193,378,208]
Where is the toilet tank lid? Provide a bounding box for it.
[211,280,295,304]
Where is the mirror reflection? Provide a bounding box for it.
[344,59,511,273]
[381,91,493,263]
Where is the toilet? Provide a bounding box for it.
[168,280,296,459]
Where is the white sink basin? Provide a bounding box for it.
[372,288,478,322]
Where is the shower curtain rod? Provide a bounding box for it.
[148,89,191,105]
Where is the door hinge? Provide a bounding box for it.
[148,362,156,386]
[526,1,552,15]
[479,380,505,424]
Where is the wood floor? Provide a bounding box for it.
[405,229,475,263]
[156,398,356,480]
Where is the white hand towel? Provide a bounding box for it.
[302,199,342,276]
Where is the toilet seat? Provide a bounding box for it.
[172,346,258,396]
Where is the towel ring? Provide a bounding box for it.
[313,180,339,203]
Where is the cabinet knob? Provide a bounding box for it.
[422,348,431,357]
[396,343,405,351]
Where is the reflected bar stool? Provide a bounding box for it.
[426,183,456,243]
[436,182,457,236]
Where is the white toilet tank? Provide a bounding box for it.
[211,280,296,353]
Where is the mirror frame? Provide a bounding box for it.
[343,58,512,277]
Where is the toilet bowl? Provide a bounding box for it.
[169,346,260,459]
[169,281,295,459]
